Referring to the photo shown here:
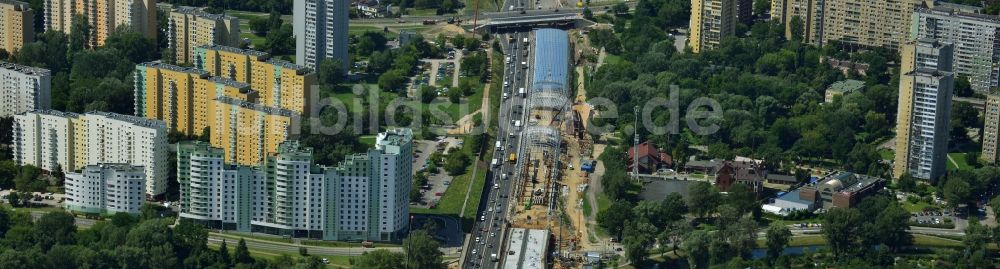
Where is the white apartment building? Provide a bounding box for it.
[294,0,349,69]
[1,61,51,117]
[176,129,413,242]
[11,110,80,172]
[64,163,145,215]
[177,141,256,231]
[912,7,1000,93]
[84,111,168,197]
[894,39,954,181]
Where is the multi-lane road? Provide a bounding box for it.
[462,27,536,268]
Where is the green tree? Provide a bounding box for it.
[103,27,157,63]
[403,230,442,269]
[69,14,91,53]
[447,87,462,104]
[249,16,270,35]
[612,2,629,15]
[318,58,346,88]
[822,208,862,259]
[353,249,405,269]
[765,222,791,262]
[941,175,972,208]
[298,246,308,256]
[682,230,711,269]
[218,240,231,266]
[263,24,294,55]
[420,85,438,103]
[35,211,77,251]
[954,76,973,97]
[686,181,720,219]
[234,238,253,264]
[378,70,408,92]
[597,200,634,239]
[861,203,911,252]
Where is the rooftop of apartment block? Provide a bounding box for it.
[80,163,146,172]
[918,6,1000,23]
[215,96,298,117]
[139,61,210,76]
[208,76,251,88]
[1,61,51,76]
[197,44,269,57]
[376,128,413,147]
[172,5,237,21]
[24,109,81,118]
[909,67,953,78]
[266,59,313,73]
[87,111,167,129]
[0,0,30,9]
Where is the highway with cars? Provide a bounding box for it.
[462,20,537,269]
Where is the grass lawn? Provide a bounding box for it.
[878,149,894,160]
[946,152,974,171]
[241,33,267,49]
[604,54,624,66]
[595,192,611,213]
[465,0,500,12]
[359,135,377,148]
[901,199,937,213]
[207,241,354,268]
[581,194,593,217]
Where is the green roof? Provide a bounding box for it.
[828,79,865,93]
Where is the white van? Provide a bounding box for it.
[518,87,525,97]
[495,141,501,149]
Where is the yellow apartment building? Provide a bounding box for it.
[689,0,735,53]
[0,0,33,53]
[210,96,299,166]
[195,45,316,114]
[134,62,255,135]
[168,6,240,64]
[44,0,156,46]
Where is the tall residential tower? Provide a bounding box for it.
[893,39,954,181]
[0,0,33,53]
[689,0,735,53]
[0,61,50,117]
[294,0,349,69]
[44,0,157,46]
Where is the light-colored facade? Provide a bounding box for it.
[770,0,825,44]
[982,94,1000,164]
[168,6,240,64]
[134,61,254,135]
[770,0,924,50]
[177,129,413,242]
[194,45,316,115]
[210,96,298,166]
[1,62,51,117]
[911,7,1000,93]
[0,0,33,53]
[294,0,349,69]
[84,111,168,197]
[12,110,81,172]
[64,163,145,215]
[43,0,156,46]
[177,141,257,231]
[12,110,168,197]
[689,0,735,53]
[894,39,954,181]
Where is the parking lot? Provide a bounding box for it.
[413,137,464,208]
[0,189,65,208]
[910,210,954,226]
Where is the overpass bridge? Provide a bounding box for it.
[474,12,594,33]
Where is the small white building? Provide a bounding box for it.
[64,164,146,215]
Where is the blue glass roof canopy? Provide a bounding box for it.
[531,29,569,94]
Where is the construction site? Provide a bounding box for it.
[501,28,609,269]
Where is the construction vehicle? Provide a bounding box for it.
[508,153,517,163]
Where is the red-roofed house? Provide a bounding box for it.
[627,141,673,174]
